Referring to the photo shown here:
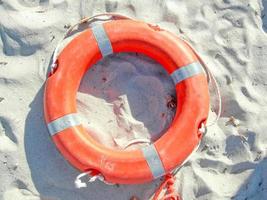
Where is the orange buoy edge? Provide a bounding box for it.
[44,19,209,184]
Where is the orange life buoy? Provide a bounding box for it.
[44,19,209,184]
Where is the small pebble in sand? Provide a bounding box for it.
[64,24,71,29]
[12,163,19,170]
[0,61,7,65]
[35,10,45,13]
[50,35,55,42]
[225,116,240,127]
[201,144,209,152]
[254,151,262,161]
[0,97,4,102]
[166,95,177,109]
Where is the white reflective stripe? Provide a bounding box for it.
[171,62,204,85]
[47,113,81,136]
[141,144,165,179]
[92,24,113,57]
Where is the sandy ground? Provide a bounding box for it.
[1,0,267,199]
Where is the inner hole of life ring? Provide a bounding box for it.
[77,52,177,150]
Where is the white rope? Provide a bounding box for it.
[205,64,222,127]
[74,171,90,188]
[123,138,151,149]
[180,38,222,127]
[50,13,222,186]
[74,170,114,188]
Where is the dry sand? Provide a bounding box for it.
[1,0,267,199]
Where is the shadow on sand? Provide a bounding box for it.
[24,84,157,200]
[232,158,267,200]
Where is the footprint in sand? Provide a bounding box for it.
[0,117,18,152]
[3,179,39,200]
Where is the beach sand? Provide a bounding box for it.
[0,0,267,199]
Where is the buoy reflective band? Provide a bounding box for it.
[92,24,113,57]
[141,144,165,179]
[47,113,81,136]
[171,62,203,84]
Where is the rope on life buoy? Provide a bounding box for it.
[152,174,182,200]
[49,13,222,200]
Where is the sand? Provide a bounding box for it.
[0,0,267,199]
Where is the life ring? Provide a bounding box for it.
[44,19,209,184]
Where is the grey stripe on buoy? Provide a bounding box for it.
[141,144,165,179]
[92,24,113,57]
[47,113,81,136]
[171,62,204,85]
